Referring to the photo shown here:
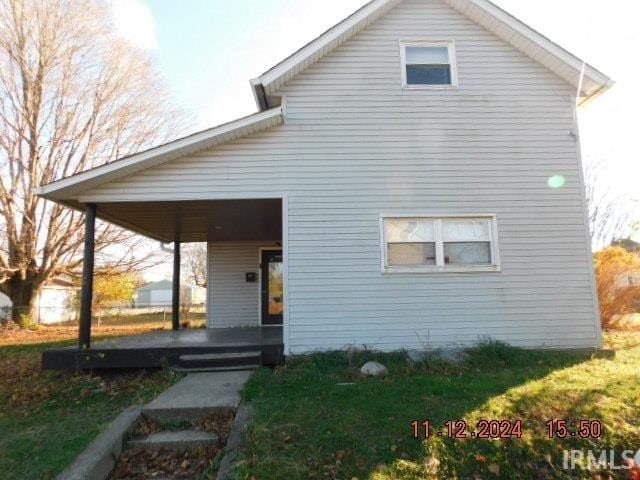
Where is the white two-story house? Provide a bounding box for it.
[39,0,612,362]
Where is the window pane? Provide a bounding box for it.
[443,220,491,242]
[444,242,492,265]
[388,243,436,266]
[405,46,449,64]
[268,261,283,315]
[406,65,451,85]
[384,219,434,243]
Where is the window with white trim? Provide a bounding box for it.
[400,41,457,87]
[381,216,500,272]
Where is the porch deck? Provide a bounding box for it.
[42,327,284,370]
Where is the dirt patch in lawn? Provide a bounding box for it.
[110,446,219,480]
[129,410,236,440]
[110,410,236,480]
[200,409,237,440]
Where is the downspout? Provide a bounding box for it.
[160,242,174,254]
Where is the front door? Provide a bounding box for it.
[261,250,283,325]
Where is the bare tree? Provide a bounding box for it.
[0,0,184,322]
[584,159,637,250]
[183,244,207,288]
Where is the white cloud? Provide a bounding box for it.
[110,0,158,50]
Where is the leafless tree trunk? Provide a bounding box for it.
[584,159,637,250]
[183,244,207,288]
[0,0,185,322]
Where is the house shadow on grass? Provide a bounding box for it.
[238,343,616,479]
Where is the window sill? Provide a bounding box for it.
[402,84,459,90]
[382,265,501,274]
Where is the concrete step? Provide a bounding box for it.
[127,430,218,451]
[178,351,262,369]
[143,371,252,422]
[172,365,260,374]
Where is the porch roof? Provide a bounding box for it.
[82,198,283,243]
[35,107,285,243]
[35,107,283,202]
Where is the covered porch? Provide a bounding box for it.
[41,197,286,370]
[42,326,284,370]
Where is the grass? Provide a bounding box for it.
[234,333,640,479]
[0,335,181,479]
[91,310,206,328]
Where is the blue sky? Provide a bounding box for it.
[112,0,368,127]
[109,0,638,272]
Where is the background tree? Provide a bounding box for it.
[0,0,184,322]
[593,246,640,328]
[584,160,638,249]
[68,269,140,325]
[183,244,207,288]
[89,271,137,312]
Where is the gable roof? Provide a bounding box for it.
[250,0,613,109]
[37,106,283,200]
[37,0,612,202]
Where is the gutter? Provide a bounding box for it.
[250,79,269,111]
[578,78,616,107]
[159,243,174,254]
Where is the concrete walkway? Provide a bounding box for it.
[143,370,253,422]
[58,370,254,480]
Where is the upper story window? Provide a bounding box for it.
[380,215,500,273]
[400,41,457,87]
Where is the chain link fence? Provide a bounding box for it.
[0,304,207,329]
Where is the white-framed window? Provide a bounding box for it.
[380,215,501,273]
[400,40,458,88]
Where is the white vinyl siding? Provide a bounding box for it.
[207,241,277,328]
[80,0,600,353]
[149,290,172,306]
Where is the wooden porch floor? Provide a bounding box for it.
[42,327,284,370]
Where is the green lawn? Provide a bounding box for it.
[67,310,206,328]
[0,340,180,479]
[235,333,640,479]
[1,331,638,479]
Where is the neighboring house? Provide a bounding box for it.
[1,280,78,324]
[611,239,640,309]
[0,292,10,320]
[616,272,640,289]
[38,0,613,354]
[34,279,78,324]
[615,271,640,312]
[611,239,640,254]
[134,280,206,307]
[614,272,640,313]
